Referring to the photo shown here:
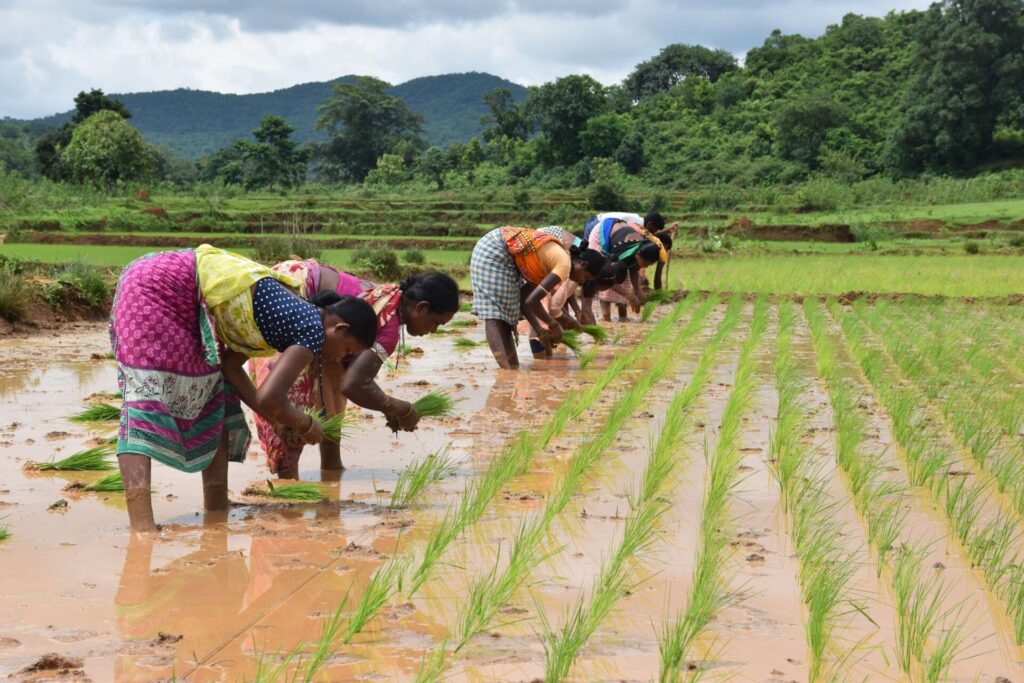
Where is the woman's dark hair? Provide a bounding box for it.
[399,271,459,313]
[653,230,673,251]
[637,241,662,264]
[309,291,378,350]
[569,243,607,277]
[644,211,666,232]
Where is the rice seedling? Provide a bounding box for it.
[580,324,608,342]
[70,402,120,422]
[412,391,460,418]
[645,288,672,304]
[445,318,475,328]
[396,343,414,357]
[578,347,598,369]
[84,473,124,492]
[458,301,472,312]
[453,336,480,348]
[342,553,411,644]
[412,638,449,683]
[389,447,457,509]
[26,446,114,471]
[266,481,327,503]
[660,297,768,680]
[640,301,657,322]
[303,407,356,443]
[0,525,9,542]
[560,329,582,355]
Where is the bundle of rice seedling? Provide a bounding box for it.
[646,288,672,304]
[70,403,120,422]
[560,329,582,356]
[446,318,475,328]
[580,324,608,342]
[27,446,114,471]
[458,302,473,313]
[413,391,460,418]
[304,408,357,443]
[84,473,124,492]
[267,480,326,502]
[453,337,480,348]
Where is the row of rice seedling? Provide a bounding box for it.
[533,296,748,682]
[314,298,702,664]
[769,300,859,681]
[829,301,1024,646]
[422,296,730,678]
[388,446,458,509]
[659,296,769,681]
[803,299,963,680]
[853,302,1024,524]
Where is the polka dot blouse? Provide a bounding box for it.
[252,277,324,355]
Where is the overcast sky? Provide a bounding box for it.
[1,0,934,119]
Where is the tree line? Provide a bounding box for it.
[1,0,1021,191]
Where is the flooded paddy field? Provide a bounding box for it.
[2,296,1024,682]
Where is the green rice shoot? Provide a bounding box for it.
[397,343,414,357]
[412,391,460,418]
[578,347,598,369]
[304,407,357,443]
[84,473,124,492]
[267,480,327,502]
[640,301,658,322]
[0,525,9,542]
[458,302,472,312]
[580,324,608,342]
[453,336,480,348]
[70,402,121,422]
[646,288,672,304]
[390,447,458,508]
[31,446,114,471]
[446,318,474,328]
[560,329,582,356]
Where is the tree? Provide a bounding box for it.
[36,89,132,181]
[580,113,630,159]
[776,94,849,168]
[526,75,608,165]
[480,87,530,142]
[61,110,155,187]
[314,76,425,182]
[414,147,450,189]
[624,44,739,101]
[889,0,1024,173]
[237,115,309,190]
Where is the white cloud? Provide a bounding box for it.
[0,0,935,119]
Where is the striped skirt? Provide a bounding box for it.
[109,250,249,473]
[470,228,522,327]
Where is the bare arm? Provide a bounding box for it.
[222,347,318,434]
[340,349,420,432]
[653,262,665,291]
[628,270,643,312]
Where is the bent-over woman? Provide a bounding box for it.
[110,245,378,532]
[470,226,606,369]
[249,260,459,478]
[580,217,666,323]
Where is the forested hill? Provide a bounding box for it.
[29,72,527,159]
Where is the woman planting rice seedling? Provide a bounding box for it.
[579,215,669,324]
[470,226,606,369]
[250,261,459,479]
[109,245,378,532]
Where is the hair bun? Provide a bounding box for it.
[309,290,343,308]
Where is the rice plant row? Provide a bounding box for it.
[830,301,1024,646]
[389,446,458,509]
[659,296,769,682]
[770,300,858,681]
[330,297,703,662]
[804,298,965,680]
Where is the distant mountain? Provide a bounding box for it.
[29,72,527,159]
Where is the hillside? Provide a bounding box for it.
[29,72,527,159]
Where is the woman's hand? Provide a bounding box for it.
[539,320,563,348]
[289,410,324,445]
[629,294,643,314]
[384,398,420,433]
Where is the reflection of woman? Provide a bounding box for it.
[249,261,459,479]
[470,227,606,369]
[110,245,378,532]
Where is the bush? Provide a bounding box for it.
[43,260,110,309]
[964,240,981,255]
[0,269,30,321]
[252,236,323,264]
[351,247,402,281]
[1008,234,1024,248]
[402,248,425,265]
[587,181,627,211]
